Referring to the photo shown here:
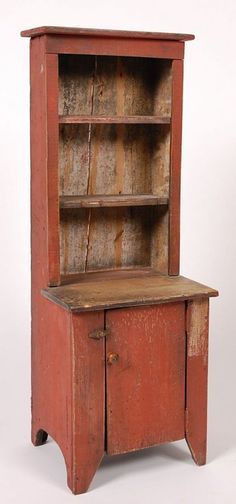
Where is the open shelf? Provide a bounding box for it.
[59,55,172,117]
[60,206,168,275]
[59,115,171,124]
[58,53,172,278]
[60,194,169,209]
[59,123,170,196]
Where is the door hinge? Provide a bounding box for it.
[89,328,110,340]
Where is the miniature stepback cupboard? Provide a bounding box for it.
[21,26,218,494]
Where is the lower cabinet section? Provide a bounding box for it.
[106,302,186,454]
[32,297,210,494]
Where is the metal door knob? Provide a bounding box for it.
[107,352,119,365]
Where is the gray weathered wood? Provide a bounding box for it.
[42,274,218,312]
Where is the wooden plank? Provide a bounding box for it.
[58,54,95,275]
[151,205,169,273]
[59,54,94,116]
[42,274,218,312]
[31,299,73,488]
[21,26,195,42]
[30,39,60,289]
[30,36,48,291]
[60,194,169,209]
[70,311,105,494]
[59,115,171,124]
[185,298,209,465]
[106,303,186,454]
[60,266,155,285]
[45,35,184,60]
[169,60,183,275]
[45,54,60,285]
[84,207,155,272]
[87,124,170,195]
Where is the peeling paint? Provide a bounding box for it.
[187,299,209,360]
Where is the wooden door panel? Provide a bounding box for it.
[106,302,186,455]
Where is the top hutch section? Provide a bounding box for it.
[21,27,194,286]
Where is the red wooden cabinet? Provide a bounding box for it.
[21,26,218,494]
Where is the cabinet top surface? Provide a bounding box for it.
[42,272,218,312]
[21,26,195,41]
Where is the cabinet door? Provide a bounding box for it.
[106,302,186,455]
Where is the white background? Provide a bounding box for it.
[1,1,236,502]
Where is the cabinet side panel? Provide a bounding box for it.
[32,299,73,471]
[31,38,72,474]
[30,37,60,287]
[106,302,186,455]
[169,59,183,275]
[30,36,48,288]
[45,53,60,285]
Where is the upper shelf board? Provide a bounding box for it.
[21,26,195,42]
[59,115,171,125]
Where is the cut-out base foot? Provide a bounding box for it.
[186,437,206,466]
[66,453,104,495]
[32,425,103,494]
[32,428,48,446]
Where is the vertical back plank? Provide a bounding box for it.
[185,298,209,465]
[169,59,183,275]
[45,53,60,285]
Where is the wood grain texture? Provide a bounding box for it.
[59,207,168,275]
[29,31,73,466]
[31,299,73,485]
[45,35,184,60]
[30,38,71,477]
[45,54,60,285]
[60,267,156,285]
[30,38,60,287]
[168,60,183,275]
[59,115,171,124]
[30,39,60,287]
[185,298,209,465]
[59,55,172,116]
[58,54,171,276]
[151,205,169,273]
[70,311,105,494]
[59,124,170,197]
[106,303,186,454]
[21,26,195,41]
[42,274,218,312]
[60,194,169,208]
[32,298,105,494]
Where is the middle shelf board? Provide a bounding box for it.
[60,194,169,209]
[59,115,171,124]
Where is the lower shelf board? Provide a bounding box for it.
[42,273,218,312]
[60,194,169,209]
